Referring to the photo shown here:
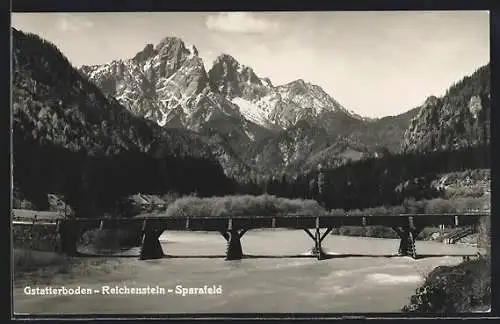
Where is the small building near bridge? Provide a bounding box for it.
[123,193,166,215]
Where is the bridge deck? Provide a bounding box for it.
[12,213,487,230]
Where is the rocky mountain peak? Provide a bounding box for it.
[292,78,307,85]
[208,53,264,99]
[152,36,200,69]
[213,53,238,65]
[203,53,364,131]
[79,35,267,147]
[190,44,199,56]
[133,43,156,63]
[155,36,185,51]
[283,79,310,95]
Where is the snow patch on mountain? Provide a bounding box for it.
[231,97,269,127]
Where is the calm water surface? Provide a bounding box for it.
[13,230,478,314]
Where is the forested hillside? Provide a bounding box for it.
[12,28,233,216]
[235,144,490,211]
[402,64,490,152]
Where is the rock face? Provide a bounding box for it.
[402,64,490,153]
[79,39,269,150]
[402,257,490,313]
[12,29,251,162]
[80,38,205,124]
[208,54,269,100]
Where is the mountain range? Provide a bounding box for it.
[77,35,436,175]
[13,29,491,183]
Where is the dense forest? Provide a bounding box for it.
[16,138,489,216]
[235,144,490,211]
[13,132,233,216]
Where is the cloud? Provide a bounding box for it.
[205,12,280,34]
[57,13,94,32]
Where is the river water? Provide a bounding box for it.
[13,230,479,315]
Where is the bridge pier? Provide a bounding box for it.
[139,229,164,260]
[220,223,248,260]
[304,224,333,260]
[225,229,244,260]
[392,226,423,259]
[58,220,79,257]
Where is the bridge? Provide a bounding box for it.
[12,212,488,260]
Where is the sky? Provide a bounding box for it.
[11,11,490,118]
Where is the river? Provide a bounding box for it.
[13,230,479,315]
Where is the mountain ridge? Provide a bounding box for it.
[77,35,412,174]
[79,38,365,134]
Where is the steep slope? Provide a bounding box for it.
[13,29,216,158]
[11,28,242,213]
[402,64,490,152]
[80,38,213,127]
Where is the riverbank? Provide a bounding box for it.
[402,213,490,313]
[12,227,135,284]
[13,248,124,287]
[402,255,491,312]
